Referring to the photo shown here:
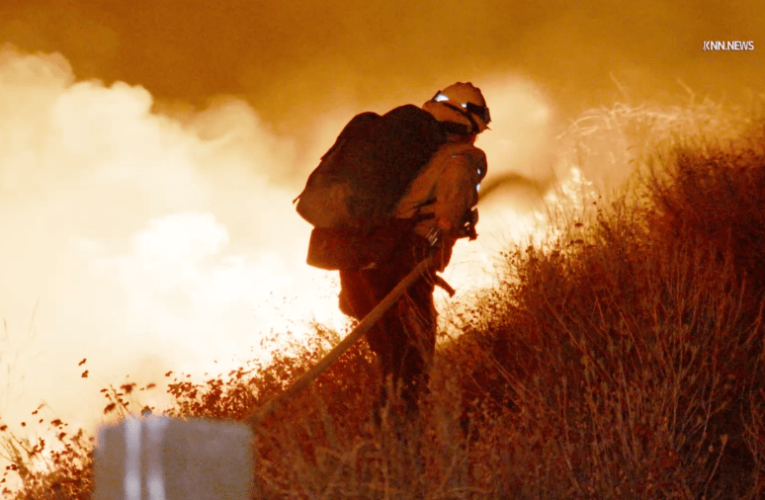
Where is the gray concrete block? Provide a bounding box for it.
[94,415,254,500]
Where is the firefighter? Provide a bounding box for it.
[338,82,490,418]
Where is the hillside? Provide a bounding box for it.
[3,98,765,500]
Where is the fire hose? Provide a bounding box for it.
[242,255,434,428]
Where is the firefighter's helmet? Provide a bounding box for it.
[422,82,491,133]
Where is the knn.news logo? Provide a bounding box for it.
[703,41,755,51]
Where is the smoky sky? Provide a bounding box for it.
[2,0,762,135]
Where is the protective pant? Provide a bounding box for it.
[338,247,437,416]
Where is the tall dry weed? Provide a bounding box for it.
[446,110,765,499]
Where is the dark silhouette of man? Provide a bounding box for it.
[338,82,491,417]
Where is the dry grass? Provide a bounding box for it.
[3,97,765,499]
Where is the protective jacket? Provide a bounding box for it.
[392,141,486,270]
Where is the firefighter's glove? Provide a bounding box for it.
[456,208,479,240]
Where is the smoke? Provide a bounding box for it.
[2,0,760,133]
[0,44,564,446]
[0,45,347,437]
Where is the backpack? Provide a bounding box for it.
[294,105,447,235]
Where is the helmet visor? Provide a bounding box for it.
[431,90,491,128]
[431,90,491,126]
[464,102,491,126]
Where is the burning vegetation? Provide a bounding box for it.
[3,96,765,499]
